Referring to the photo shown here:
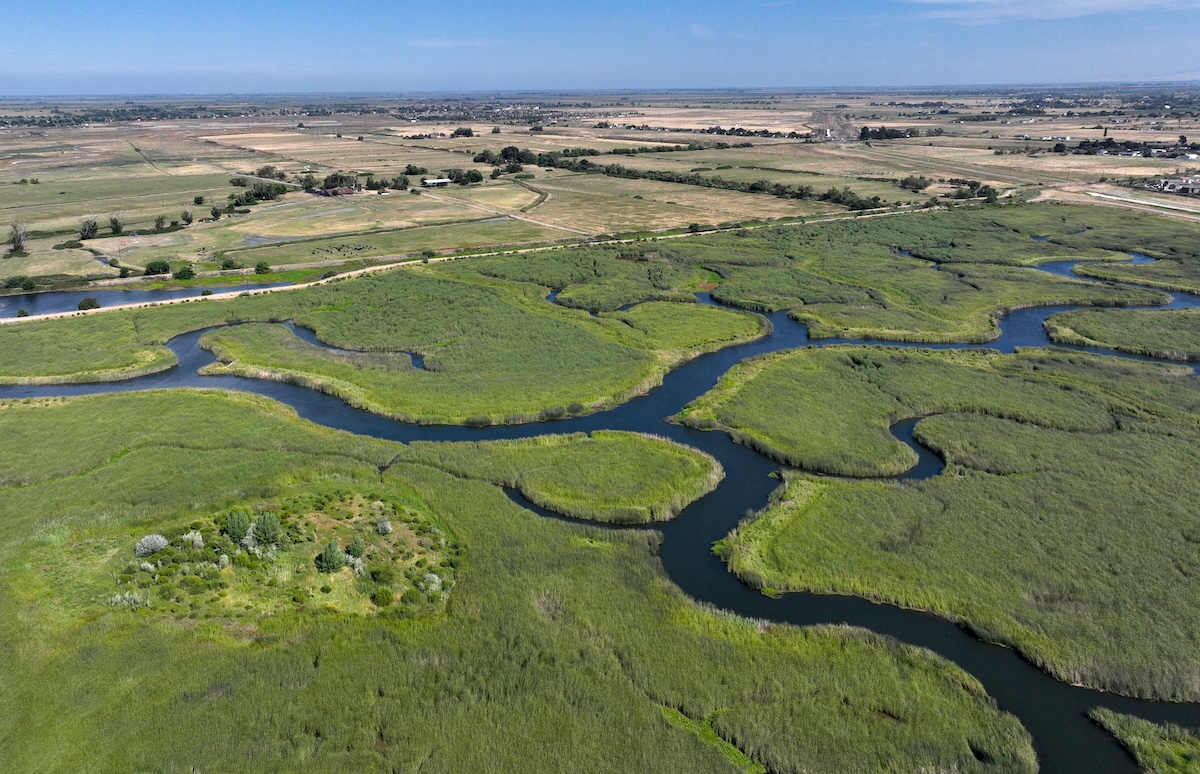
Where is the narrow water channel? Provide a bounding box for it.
[3,256,1198,772]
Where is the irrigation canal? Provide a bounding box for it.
[3,255,1199,772]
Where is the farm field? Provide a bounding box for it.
[6,86,1197,293]
[0,390,1035,773]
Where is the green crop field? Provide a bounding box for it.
[698,347,1200,700]
[0,390,1035,773]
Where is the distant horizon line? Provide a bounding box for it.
[2,80,1199,101]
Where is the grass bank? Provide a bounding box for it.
[1047,308,1200,362]
[1091,709,1200,774]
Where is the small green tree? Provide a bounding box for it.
[210,206,221,220]
[173,265,195,280]
[77,297,100,310]
[193,195,205,205]
[108,215,124,235]
[79,217,98,240]
[254,261,272,274]
[144,259,171,276]
[20,278,35,291]
[7,222,27,253]
[315,540,345,573]
[346,534,366,558]
[254,513,281,547]
[223,511,251,544]
[154,215,167,231]
[181,209,194,225]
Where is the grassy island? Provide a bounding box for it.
[1047,307,1200,362]
[689,347,1200,700]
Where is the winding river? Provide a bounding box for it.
[2,255,1199,772]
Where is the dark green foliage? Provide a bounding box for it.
[370,565,396,585]
[253,513,281,547]
[346,534,365,558]
[223,511,251,544]
[315,539,345,572]
[173,266,195,280]
[78,217,97,240]
[322,171,356,190]
[7,222,27,253]
[76,297,100,311]
[143,259,171,276]
[370,586,393,606]
[254,261,271,274]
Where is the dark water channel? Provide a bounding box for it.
[0,281,293,318]
[4,256,1200,771]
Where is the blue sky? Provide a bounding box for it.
[0,0,1196,95]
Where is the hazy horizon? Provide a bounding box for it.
[1,0,1197,96]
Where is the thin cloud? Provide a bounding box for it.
[901,0,1200,22]
[407,38,506,50]
[689,24,713,38]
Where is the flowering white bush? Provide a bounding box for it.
[134,534,168,557]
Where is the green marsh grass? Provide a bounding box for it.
[705,349,1200,699]
[1090,709,1200,774]
[0,390,1036,772]
[1048,308,1200,362]
[393,431,723,523]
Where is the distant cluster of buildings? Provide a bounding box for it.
[1155,176,1200,195]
